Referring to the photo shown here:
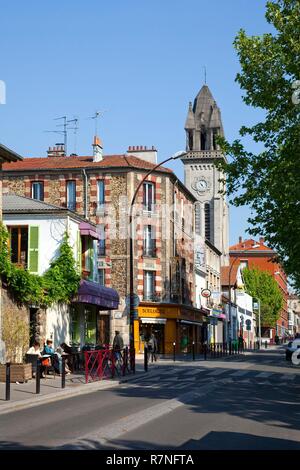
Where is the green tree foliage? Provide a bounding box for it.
[218,0,300,289]
[43,234,81,304]
[242,267,284,327]
[0,223,80,306]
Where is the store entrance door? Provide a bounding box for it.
[140,323,165,354]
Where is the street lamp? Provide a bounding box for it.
[129,151,187,371]
[228,244,260,346]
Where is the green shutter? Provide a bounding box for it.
[28,226,39,273]
[77,231,82,274]
[89,239,94,281]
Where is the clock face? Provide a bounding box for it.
[196,179,207,191]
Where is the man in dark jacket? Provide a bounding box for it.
[113,331,124,360]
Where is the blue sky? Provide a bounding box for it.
[0,0,270,244]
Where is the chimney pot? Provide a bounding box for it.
[259,237,265,244]
[239,236,242,243]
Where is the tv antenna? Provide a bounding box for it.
[88,110,107,136]
[67,117,79,155]
[45,115,68,155]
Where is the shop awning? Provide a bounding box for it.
[179,320,204,326]
[140,318,167,324]
[79,222,100,240]
[75,280,119,309]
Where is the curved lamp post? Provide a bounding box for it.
[129,151,187,371]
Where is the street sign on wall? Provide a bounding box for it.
[201,289,211,298]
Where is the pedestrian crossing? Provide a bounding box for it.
[132,367,300,389]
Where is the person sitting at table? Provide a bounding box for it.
[26,341,46,378]
[60,343,74,372]
[43,339,61,374]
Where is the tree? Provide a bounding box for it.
[219,0,300,289]
[242,268,283,327]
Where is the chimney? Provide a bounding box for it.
[47,143,65,157]
[259,236,265,245]
[239,236,242,244]
[126,145,157,164]
[92,136,103,162]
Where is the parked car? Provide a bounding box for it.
[285,339,300,360]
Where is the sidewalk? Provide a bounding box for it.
[0,360,157,415]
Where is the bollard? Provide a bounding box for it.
[265,340,268,349]
[192,342,195,361]
[229,341,232,355]
[204,343,207,360]
[36,358,41,394]
[5,362,10,401]
[61,356,66,389]
[173,342,176,362]
[144,345,148,372]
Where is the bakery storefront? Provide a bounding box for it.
[134,303,208,354]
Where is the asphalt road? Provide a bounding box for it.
[1,346,300,450]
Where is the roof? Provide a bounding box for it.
[2,154,173,173]
[2,194,93,225]
[230,238,274,253]
[221,265,239,286]
[0,143,23,163]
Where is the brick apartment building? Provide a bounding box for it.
[2,140,208,353]
[229,237,289,341]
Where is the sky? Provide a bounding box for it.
[0,0,271,245]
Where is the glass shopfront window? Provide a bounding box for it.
[84,306,96,344]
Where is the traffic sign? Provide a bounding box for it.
[201,289,211,298]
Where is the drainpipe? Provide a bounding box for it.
[82,169,88,219]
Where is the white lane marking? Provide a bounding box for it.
[255,372,273,378]
[230,370,249,377]
[207,369,226,376]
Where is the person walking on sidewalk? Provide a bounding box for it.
[148,333,158,362]
[113,331,124,361]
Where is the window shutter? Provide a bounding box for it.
[28,226,39,273]
[89,239,94,281]
[77,231,82,273]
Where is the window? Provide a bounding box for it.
[144,271,155,301]
[143,225,156,257]
[201,130,206,150]
[212,129,218,150]
[240,260,248,270]
[70,306,80,344]
[8,226,28,268]
[98,224,105,256]
[143,182,155,212]
[97,180,105,208]
[188,130,193,150]
[31,182,44,201]
[99,268,105,286]
[84,306,96,344]
[204,203,211,240]
[66,180,76,211]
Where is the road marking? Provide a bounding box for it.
[255,372,273,378]
[230,370,249,377]
[72,381,221,448]
[207,369,226,376]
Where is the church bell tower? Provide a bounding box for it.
[181,84,229,265]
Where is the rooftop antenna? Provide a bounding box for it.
[88,110,107,136]
[54,116,68,155]
[67,117,79,155]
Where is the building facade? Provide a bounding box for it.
[3,143,208,351]
[229,237,289,341]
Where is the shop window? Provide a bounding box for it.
[84,307,96,345]
[70,306,80,345]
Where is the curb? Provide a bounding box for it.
[0,368,153,416]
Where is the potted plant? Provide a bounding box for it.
[0,307,31,382]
